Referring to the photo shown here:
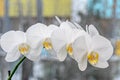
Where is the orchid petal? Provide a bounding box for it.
[57,45,67,61]
[88,25,99,37]
[78,57,87,71]
[26,23,47,48]
[69,29,85,43]
[46,24,58,37]
[27,23,47,35]
[60,22,72,30]
[66,21,77,29]
[51,29,67,52]
[26,47,42,61]
[73,36,88,62]
[92,35,113,60]
[5,47,20,62]
[92,60,109,68]
[0,31,26,52]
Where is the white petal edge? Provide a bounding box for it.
[77,57,87,71]
[73,36,88,62]
[73,22,84,30]
[60,22,72,30]
[92,35,113,60]
[51,29,67,52]
[16,31,26,42]
[5,47,20,62]
[57,45,67,61]
[69,29,85,43]
[26,23,47,48]
[26,23,47,37]
[45,24,59,37]
[55,16,62,24]
[88,25,99,37]
[25,39,43,61]
[1,31,26,52]
[26,48,42,61]
[92,61,109,68]
[66,21,77,29]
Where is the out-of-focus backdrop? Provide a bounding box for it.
[0,0,120,80]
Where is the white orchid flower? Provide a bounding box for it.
[73,25,113,71]
[0,31,41,62]
[51,22,85,61]
[26,23,58,57]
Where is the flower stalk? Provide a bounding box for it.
[8,71,11,80]
[8,56,26,80]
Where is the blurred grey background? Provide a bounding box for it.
[0,0,120,80]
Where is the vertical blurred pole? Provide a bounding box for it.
[3,0,11,33]
[0,56,8,80]
[36,0,43,22]
[1,0,9,80]
[112,0,116,38]
[22,1,33,80]
[27,0,32,25]
[18,0,24,31]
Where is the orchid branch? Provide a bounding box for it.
[8,56,26,80]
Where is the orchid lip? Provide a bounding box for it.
[66,43,73,56]
[87,51,99,65]
[18,43,30,55]
[43,38,53,50]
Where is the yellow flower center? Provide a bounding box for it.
[66,44,73,56]
[18,43,30,55]
[87,51,99,65]
[115,40,120,56]
[43,41,52,50]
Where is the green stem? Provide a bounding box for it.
[8,56,26,80]
[8,71,11,80]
